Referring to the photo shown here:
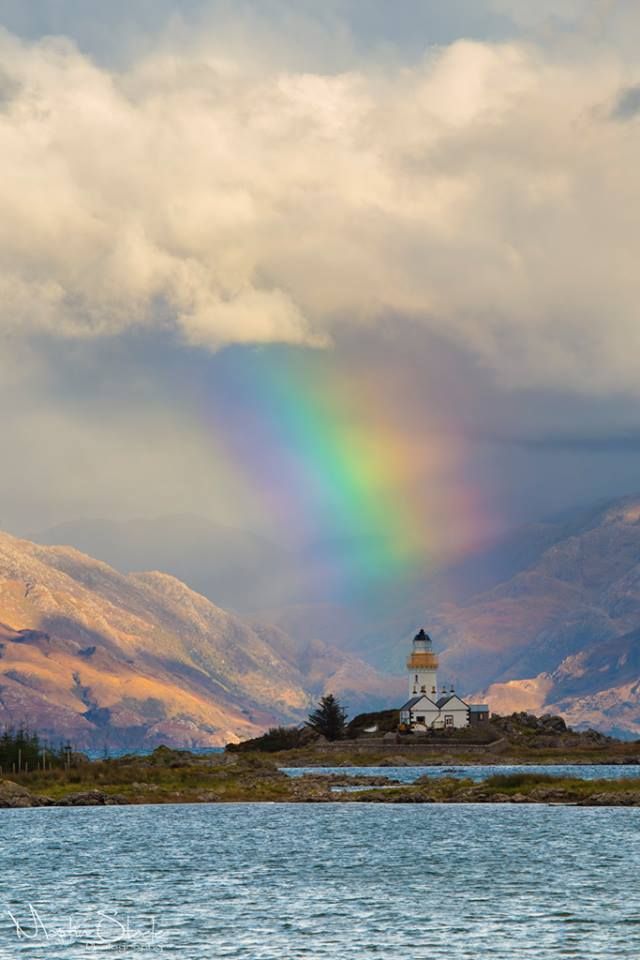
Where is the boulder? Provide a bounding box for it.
[578,792,640,807]
[539,714,567,734]
[0,779,36,808]
[379,755,411,767]
[58,791,128,806]
[0,779,53,808]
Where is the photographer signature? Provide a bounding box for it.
[6,902,163,948]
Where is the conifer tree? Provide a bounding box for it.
[306,694,347,741]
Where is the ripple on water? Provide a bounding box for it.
[1,803,640,959]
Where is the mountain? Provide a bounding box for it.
[28,495,640,738]
[287,493,640,737]
[0,532,400,750]
[434,496,640,736]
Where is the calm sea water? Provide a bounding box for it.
[2,802,640,960]
[282,763,640,782]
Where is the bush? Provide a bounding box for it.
[226,726,309,753]
[485,772,560,790]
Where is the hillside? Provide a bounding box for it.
[436,497,640,736]
[0,532,400,749]
[26,495,640,738]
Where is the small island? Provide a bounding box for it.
[1,705,640,809]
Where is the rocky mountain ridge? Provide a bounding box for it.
[0,531,400,749]
[438,497,640,736]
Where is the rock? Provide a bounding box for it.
[580,729,611,744]
[196,792,222,802]
[539,714,567,733]
[58,790,127,806]
[0,779,37,808]
[578,792,640,807]
[529,786,577,803]
[379,790,435,804]
[486,738,509,753]
[379,755,411,767]
[298,773,396,787]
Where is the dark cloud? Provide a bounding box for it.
[612,83,640,120]
[0,65,19,108]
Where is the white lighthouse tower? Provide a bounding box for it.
[407,628,439,697]
[400,628,490,731]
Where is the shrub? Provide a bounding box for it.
[485,772,560,790]
[227,726,308,753]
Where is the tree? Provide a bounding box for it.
[306,694,347,741]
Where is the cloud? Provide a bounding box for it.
[612,83,640,120]
[1,23,640,390]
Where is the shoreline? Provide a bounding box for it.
[2,746,640,808]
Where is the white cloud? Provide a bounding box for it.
[1,25,640,389]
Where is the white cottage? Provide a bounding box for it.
[399,629,489,731]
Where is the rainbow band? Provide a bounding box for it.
[206,347,491,593]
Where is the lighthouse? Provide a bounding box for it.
[407,628,438,697]
[400,628,491,731]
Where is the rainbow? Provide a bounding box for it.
[205,348,492,593]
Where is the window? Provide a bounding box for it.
[444,715,454,727]
[416,716,425,723]
[420,685,426,693]
[414,675,418,683]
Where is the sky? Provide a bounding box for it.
[2,0,640,593]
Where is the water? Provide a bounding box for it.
[282,763,640,783]
[85,746,225,760]
[2,802,640,959]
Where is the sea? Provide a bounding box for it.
[282,761,640,783]
[2,766,640,959]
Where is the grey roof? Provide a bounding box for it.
[469,704,490,712]
[436,694,469,709]
[400,696,422,711]
[400,695,439,712]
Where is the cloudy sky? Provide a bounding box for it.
[1,0,640,580]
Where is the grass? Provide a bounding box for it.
[6,752,295,803]
[4,745,640,806]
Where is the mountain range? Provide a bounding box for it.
[433,497,640,737]
[21,493,640,742]
[0,532,400,749]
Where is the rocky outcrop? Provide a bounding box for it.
[0,779,52,808]
[57,791,127,806]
